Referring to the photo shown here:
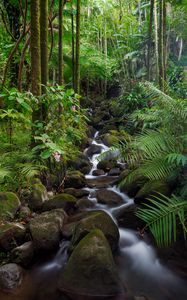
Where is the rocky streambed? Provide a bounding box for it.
[0,122,187,300]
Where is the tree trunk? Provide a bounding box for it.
[147,0,154,81]
[40,0,48,90]
[31,0,41,96]
[40,0,48,120]
[75,0,81,94]
[58,0,64,85]
[158,0,166,90]
[71,4,75,89]
[31,0,41,145]
[154,0,159,84]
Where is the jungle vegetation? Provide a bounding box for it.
[0,0,187,247]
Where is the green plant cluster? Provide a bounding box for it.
[0,86,88,192]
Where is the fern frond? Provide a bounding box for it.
[136,193,187,247]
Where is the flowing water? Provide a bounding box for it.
[1,131,187,300]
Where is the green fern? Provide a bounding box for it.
[136,194,187,247]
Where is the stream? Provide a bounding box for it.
[1,131,187,300]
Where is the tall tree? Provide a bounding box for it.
[58,0,64,85]
[147,0,154,81]
[31,0,41,144]
[30,0,41,96]
[154,0,159,84]
[40,0,49,120]
[75,0,81,94]
[158,0,166,90]
[40,0,48,91]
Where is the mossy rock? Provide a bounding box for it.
[97,160,116,172]
[64,188,89,198]
[58,229,124,297]
[71,210,119,252]
[118,170,145,198]
[0,223,26,251]
[135,180,170,204]
[65,171,86,189]
[42,193,77,213]
[11,241,34,267]
[29,209,67,251]
[101,130,131,147]
[0,192,21,221]
[29,183,48,211]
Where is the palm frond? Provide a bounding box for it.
[136,193,187,247]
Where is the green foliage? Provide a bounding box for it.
[136,194,187,247]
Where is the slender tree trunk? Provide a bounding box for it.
[30,0,41,145]
[40,0,48,120]
[71,4,75,89]
[147,0,154,81]
[58,0,64,85]
[158,0,166,90]
[40,0,48,91]
[154,0,159,84]
[75,0,81,94]
[31,0,41,96]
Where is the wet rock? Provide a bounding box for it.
[28,181,48,211]
[0,223,26,251]
[42,193,77,214]
[67,155,92,175]
[97,160,116,172]
[101,131,120,147]
[118,170,143,198]
[96,189,123,206]
[18,206,31,220]
[64,188,89,198]
[76,198,95,210]
[134,180,170,204]
[86,176,118,188]
[11,241,34,267]
[92,169,105,176]
[65,171,86,189]
[86,144,102,157]
[0,192,21,221]
[29,209,67,251]
[58,229,124,298]
[71,210,119,252]
[108,168,121,176]
[0,263,24,290]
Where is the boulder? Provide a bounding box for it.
[92,169,105,176]
[97,160,116,172]
[0,223,26,251]
[101,131,120,147]
[134,180,170,204]
[11,241,34,267]
[19,206,31,220]
[0,192,21,221]
[76,198,95,210]
[58,229,123,298]
[42,194,77,213]
[0,263,24,290]
[29,209,67,251]
[118,170,144,198]
[86,144,102,157]
[96,189,123,206]
[65,171,86,189]
[71,210,119,252]
[64,188,89,198]
[67,155,92,175]
[108,168,121,176]
[28,182,48,211]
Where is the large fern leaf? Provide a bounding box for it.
[136,194,187,247]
